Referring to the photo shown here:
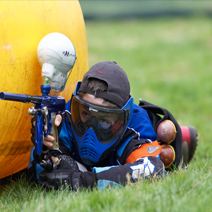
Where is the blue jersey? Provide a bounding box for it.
[28,98,164,189]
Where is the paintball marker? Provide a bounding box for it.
[0,84,65,163]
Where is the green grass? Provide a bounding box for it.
[79,0,212,19]
[1,16,212,211]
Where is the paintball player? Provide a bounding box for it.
[27,61,197,190]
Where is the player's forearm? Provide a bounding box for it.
[94,157,165,188]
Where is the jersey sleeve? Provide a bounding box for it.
[58,100,74,154]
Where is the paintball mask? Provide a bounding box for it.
[70,84,134,166]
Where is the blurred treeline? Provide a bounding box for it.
[79,0,212,20]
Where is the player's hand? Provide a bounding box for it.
[43,114,62,151]
[39,156,95,191]
[31,114,62,151]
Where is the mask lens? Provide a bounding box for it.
[71,95,129,142]
[98,121,114,130]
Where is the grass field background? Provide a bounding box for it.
[1,16,212,211]
[79,0,212,20]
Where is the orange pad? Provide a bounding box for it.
[126,140,162,163]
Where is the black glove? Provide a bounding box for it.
[39,156,97,191]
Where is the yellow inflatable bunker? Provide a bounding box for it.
[0,1,88,179]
